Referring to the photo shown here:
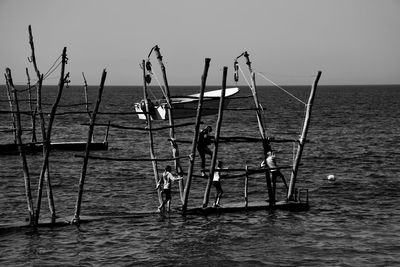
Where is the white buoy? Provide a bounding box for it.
[327,174,335,181]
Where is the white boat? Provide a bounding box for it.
[134,87,240,120]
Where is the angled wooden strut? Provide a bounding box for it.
[287,71,322,200]
[242,51,274,207]
[182,58,210,213]
[153,45,185,203]
[73,69,107,224]
[202,66,227,208]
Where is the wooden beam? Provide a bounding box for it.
[243,51,274,207]
[5,68,35,225]
[73,69,107,224]
[202,66,227,208]
[287,71,321,200]
[35,47,68,225]
[182,58,210,213]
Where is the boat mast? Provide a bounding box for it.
[287,71,321,200]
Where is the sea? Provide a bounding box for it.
[0,84,399,266]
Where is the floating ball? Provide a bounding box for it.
[327,174,335,181]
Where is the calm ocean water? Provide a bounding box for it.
[0,84,399,266]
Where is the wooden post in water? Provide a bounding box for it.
[28,25,41,80]
[82,72,94,142]
[28,25,58,223]
[4,74,17,144]
[182,58,210,213]
[153,45,185,203]
[202,66,227,208]
[73,69,107,223]
[35,47,68,225]
[287,71,321,201]
[244,164,249,209]
[141,60,162,207]
[26,67,37,143]
[243,52,274,207]
[5,68,35,225]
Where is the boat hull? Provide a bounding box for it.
[134,87,239,120]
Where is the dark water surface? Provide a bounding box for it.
[1,84,399,266]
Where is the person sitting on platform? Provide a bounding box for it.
[261,151,288,200]
[197,126,214,177]
[156,165,183,212]
[213,160,224,207]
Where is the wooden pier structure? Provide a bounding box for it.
[1,30,321,230]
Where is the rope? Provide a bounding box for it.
[238,65,252,90]
[146,84,158,100]
[256,72,307,106]
[43,54,62,80]
[148,65,173,109]
[151,69,168,100]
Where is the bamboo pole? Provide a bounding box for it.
[153,45,185,203]
[202,66,227,208]
[72,69,107,223]
[287,71,321,200]
[5,68,35,225]
[243,52,274,207]
[141,60,162,207]
[35,47,68,225]
[26,67,37,143]
[182,58,210,213]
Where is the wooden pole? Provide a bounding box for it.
[35,47,68,225]
[153,45,185,203]
[82,72,93,141]
[243,52,274,207]
[202,66,227,208]
[4,74,17,144]
[104,120,110,143]
[182,58,210,213]
[28,25,41,80]
[245,164,249,209]
[287,71,321,200]
[73,69,107,223]
[5,68,35,225]
[141,60,162,207]
[28,25,57,223]
[26,67,37,143]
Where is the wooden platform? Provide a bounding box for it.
[0,201,309,232]
[184,200,309,215]
[0,141,108,155]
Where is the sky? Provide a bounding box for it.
[1,0,399,86]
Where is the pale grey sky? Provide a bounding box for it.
[1,0,399,86]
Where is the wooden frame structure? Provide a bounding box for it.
[1,35,321,229]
